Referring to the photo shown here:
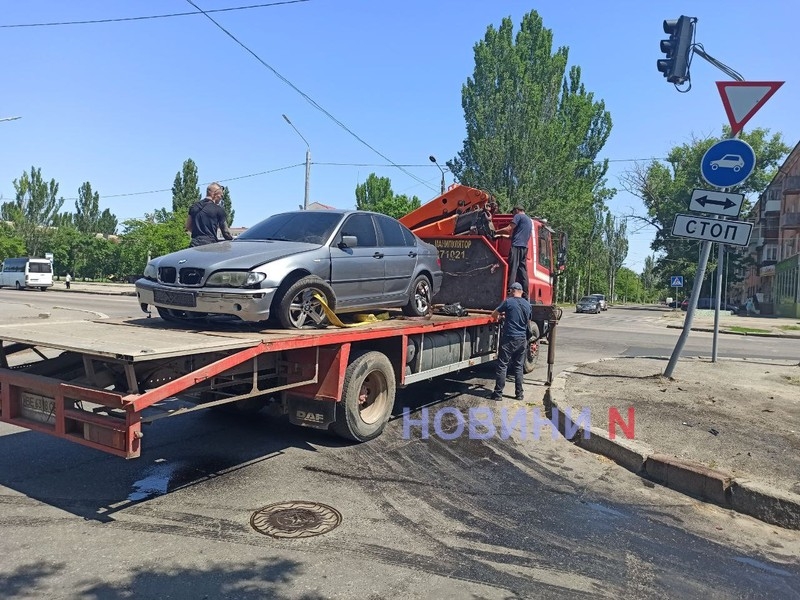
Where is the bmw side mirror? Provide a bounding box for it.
[339,235,358,248]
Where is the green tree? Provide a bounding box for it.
[355,173,421,219]
[615,267,644,303]
[622,127,789,286]
[640,255,660,301]
[448,10,613,302]
[1,167,64,256]
[118,212,188,277]
[604,213,628,302]
[74,181,100,234]
[0,222,26,261]
[97,208,118,235]
[221,186,235,226]
[171,158,200,213]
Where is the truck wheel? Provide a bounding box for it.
[523,321,540,373]
[402,274,432,317]
[333,351,395,442]
[40,287,47,292]
[15,281,22,290]
[276,275,334,329]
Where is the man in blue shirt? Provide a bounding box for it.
[490,282,532,401]
[494,206,532,298]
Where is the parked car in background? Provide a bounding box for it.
[576,296,601,314]
[589,293,607,311]
[0,257,53,291]
[136,210,443,329]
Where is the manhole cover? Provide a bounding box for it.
[250,501,342,538]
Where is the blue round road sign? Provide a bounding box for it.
[700,139,756,188]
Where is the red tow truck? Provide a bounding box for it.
[0,185,565,458]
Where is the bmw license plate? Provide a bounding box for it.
[153,289,196,308]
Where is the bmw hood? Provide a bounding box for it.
[154,240,320,270]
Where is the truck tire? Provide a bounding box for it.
[523,321,540,373]
[333,350,395,442]
[15,281,22,290]
[276,275,334,329]
[402,274,432,317]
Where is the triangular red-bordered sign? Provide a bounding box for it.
[716,81,783,136]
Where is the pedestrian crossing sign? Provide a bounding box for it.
[671,276,684,287]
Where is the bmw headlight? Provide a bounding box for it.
[205,271,266,288]
[143,262,157,280]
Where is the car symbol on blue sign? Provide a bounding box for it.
[700,139,756,188]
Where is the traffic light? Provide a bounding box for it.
[657,16,696,84]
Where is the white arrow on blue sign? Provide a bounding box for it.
[670,276,683,287]
[700,138,756,189]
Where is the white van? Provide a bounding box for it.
[0,257,54,291]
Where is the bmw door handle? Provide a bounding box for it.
[373,252,384,259]
[408,252,417,257]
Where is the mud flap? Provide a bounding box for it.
[287,396,337,429]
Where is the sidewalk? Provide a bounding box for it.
[549,356,800,529]
[659,307,800,338]
[50,281,137,296]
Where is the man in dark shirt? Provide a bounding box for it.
[494,205,532,298]
[490,282,532,401]
[186,182,234,247]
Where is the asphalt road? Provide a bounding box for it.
[0,299,799,599]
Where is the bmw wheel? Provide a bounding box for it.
[402,275,432,317]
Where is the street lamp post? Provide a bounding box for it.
[429,155,446,195]
[282,114,311,210]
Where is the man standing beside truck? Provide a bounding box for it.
[490,282,532,401]
[494,205,532,298]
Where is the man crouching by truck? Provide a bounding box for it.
[490,282,532,401]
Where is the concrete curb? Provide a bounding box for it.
[549,358,800,530]
[47,288,137,297]
[663,323,800,339]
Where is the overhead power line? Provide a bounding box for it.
[0,1,310,28]
[184,0,436,192]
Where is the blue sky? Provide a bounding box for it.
[1,1,796,273]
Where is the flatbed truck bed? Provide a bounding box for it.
[0,309,559,459]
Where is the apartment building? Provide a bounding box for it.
[739,141,800,317]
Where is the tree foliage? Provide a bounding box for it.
[449,10,614,302]
[1,167,65,256]
[0,222,26,261]
[355,174,421,219]
[118,212,189,277]
[221,186,235,226]
[97,208,118,235]
[74,181,100,234]
[604,214,628,302]
[171,158,200,213]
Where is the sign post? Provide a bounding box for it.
[670,275,683,311]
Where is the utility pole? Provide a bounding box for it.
[282,114,311,209]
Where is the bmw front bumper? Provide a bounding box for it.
[136,278,278,322]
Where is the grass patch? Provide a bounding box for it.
[726,326,771,334]
[778,325,800,331]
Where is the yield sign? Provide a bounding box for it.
[716,81,783,136]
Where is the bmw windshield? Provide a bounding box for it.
[236,212,342,244]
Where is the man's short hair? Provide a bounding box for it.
[513,205,525,213]
[207,182,224,196]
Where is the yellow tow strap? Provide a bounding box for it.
[312,293,390,328]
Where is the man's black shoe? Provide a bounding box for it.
[515,393,524,401]
[490,393,502,401]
